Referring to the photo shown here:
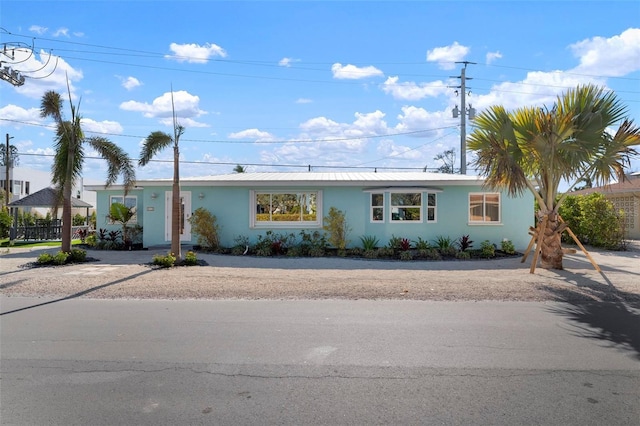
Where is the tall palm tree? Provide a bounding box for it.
[139,97,185,260]
[40,89,136,253]
[468,84,640,270]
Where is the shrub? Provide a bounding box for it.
[387,235,403,251]
[456,235,474,251]
[53,251,70,265]
[433,235,456,256]
[36,252,54,264]
[558,193,625,249]
[323,207,351,250]
[501,239,516,254]
[231,235,250,255]
[413,237,431,250]
[153,252,176,268]
[183,250,198,266]
[72,213,86,226]
[399,251,413,261]
[480,240,495,258]
[85,233,97,247]
[376,247,395,258]
[360,235,379,251]
[0,207,12,239]
[253,231,295,256]
[298,230,327,256]
[456,251,471,260]
[418,248,441,260]
[69,248,87,262]
[400,238,411,251]
[363,249,378,259]
[188,207,221,251]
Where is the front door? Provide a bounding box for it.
[164,191,192,242]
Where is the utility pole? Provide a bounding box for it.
[450,61,476,174]
[5,133,12,206]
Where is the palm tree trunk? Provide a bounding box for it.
[61,143,75,253]
[539,212,564,270]
[171,145,181,260]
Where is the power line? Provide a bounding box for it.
[0,118,458,144]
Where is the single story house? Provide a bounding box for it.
[85,172,534,250]
[569,172,640,240]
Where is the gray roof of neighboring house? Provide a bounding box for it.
[7,187,93,208]
[569,174,640,196]
[86,172,486,190]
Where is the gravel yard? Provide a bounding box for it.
[1,244,639,303]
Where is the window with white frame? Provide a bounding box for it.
[252,190,321,227]
[426,193,437,222]
[469,193,500,223]
[390,192,422,222]
[109,195,138,224]
[370,193,384,222]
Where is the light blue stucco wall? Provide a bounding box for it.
[94,184,534,250]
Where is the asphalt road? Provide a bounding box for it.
[1,297,639,425]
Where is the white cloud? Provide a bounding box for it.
[228,128,276,142]
[381,76,449,101]
[331,63,384,79]
[472,70,604,113]
[119,76,142,90]
[569,27,640,77]
[486,51,502,64]
[81,118,124,135]
[376,139,423,161]
[279,57,300,67]
[52,27,70,37]
[395,106,449,135]
[120,90,209,126]
[426,41,469,70]
[29,25,48,35]
[0,105,42,128]
[165,42,227,63]
[295,98,312,104]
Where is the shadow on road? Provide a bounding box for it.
[0,269,153,316]
[543,270,640,361]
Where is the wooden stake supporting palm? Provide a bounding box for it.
[522,215,601,273]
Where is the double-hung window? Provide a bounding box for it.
[252,190,321,227]
[109,195,138,224]
[370,193,384,222]
[469,193,501,223]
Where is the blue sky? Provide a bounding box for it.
[1,1,639,184]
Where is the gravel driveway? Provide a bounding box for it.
[1,244,639,303]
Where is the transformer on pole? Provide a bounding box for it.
[449,61,476,174]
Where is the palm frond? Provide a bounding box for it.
[40,90,64,122]
[139,131,173,166]
[87,137,136,191]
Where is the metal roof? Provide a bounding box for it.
[86,172,486,190]
[7,187,93,208]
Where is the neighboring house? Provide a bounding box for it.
[569,172,640,240]
[86,172,535,250]
[1,166,97,216]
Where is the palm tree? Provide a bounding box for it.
[40,89,135,253]
[233,164,246,173]
[468,84,640,270]
[139,103,185,260]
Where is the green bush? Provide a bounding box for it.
[53,251,70,265]
[501,239,516,254]
[480,240,495,258]
[188,207,221,250]
[323,207,350,250]
[0,207,12,239]
[558,193,625,250]
[399,251,413,261]
[72,213,86,226]
[152,252,176,268]
[183,250,198,266]
[69,248,87,262]
[413,237,431,250]
[360,235,379,251]
[36,252,55,264]
[456,250,471,260]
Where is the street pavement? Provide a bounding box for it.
[1,297,639,425]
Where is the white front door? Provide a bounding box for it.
[164,191,192,242]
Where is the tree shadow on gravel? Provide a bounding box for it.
[542,270,640,361]
[0,269,154,316]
